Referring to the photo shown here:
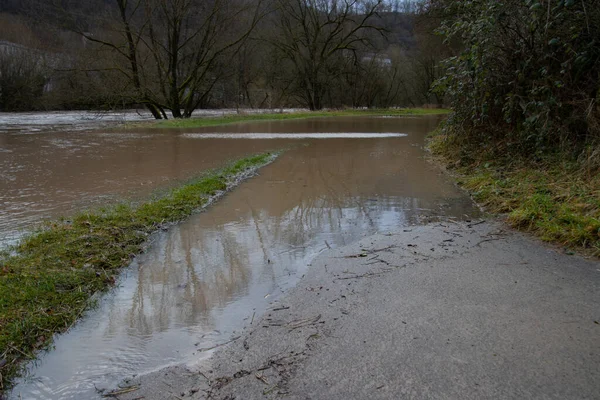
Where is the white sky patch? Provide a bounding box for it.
[181,132,408,139]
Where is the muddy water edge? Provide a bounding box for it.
[4,116,481,399]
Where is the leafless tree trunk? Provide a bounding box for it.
[67,0,263,118]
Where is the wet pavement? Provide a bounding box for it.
[172,222,600,400]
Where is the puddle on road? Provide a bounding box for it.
[7,116,480,399]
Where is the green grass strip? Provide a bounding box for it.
[428,134,600,257]
[0,152,276,391]
[145,108,450,129]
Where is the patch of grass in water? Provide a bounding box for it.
[0,152,275,392]
[145,108,450,129]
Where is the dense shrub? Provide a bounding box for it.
[0,47,48,111]
[432,0,600,163]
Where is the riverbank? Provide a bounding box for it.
[141,108,450,129]
[0,152,277,393]
[428,132,600,257]
[116,221,600,399]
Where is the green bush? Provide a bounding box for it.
[431,0,600,162]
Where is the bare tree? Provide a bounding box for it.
[0,43,48,111]
[66,0,263,118]
[267,0,385,110]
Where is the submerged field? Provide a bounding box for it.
[0,153,276,391]
[1,112,462,397]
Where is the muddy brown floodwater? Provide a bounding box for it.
[5,116,480,399]
[0,109,301,244]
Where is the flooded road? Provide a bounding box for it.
[0,116,402,245]
[6,116,480,399]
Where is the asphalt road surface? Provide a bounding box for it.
[120,221,600,400]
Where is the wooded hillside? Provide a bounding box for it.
[0,0,442,115]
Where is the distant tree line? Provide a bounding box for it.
[0,0,447,116]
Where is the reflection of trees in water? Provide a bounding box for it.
[119,195,418,335]
[121,225,253,335]
[114,135,477,335]
[274,196,415,249]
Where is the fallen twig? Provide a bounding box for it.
[467,220,486,228]
[255,373,269,385]
[286,314,321,331]
[335,271,386,281]
[101,386,139,397]
[475,237,505,247]
[8,345,33,360]
[196,336,240,352]
[199,371,210,382]
[263,385,278,395]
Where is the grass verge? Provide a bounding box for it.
[428,132,600,257]
[145,108,450,129]
[0,152,276,392]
